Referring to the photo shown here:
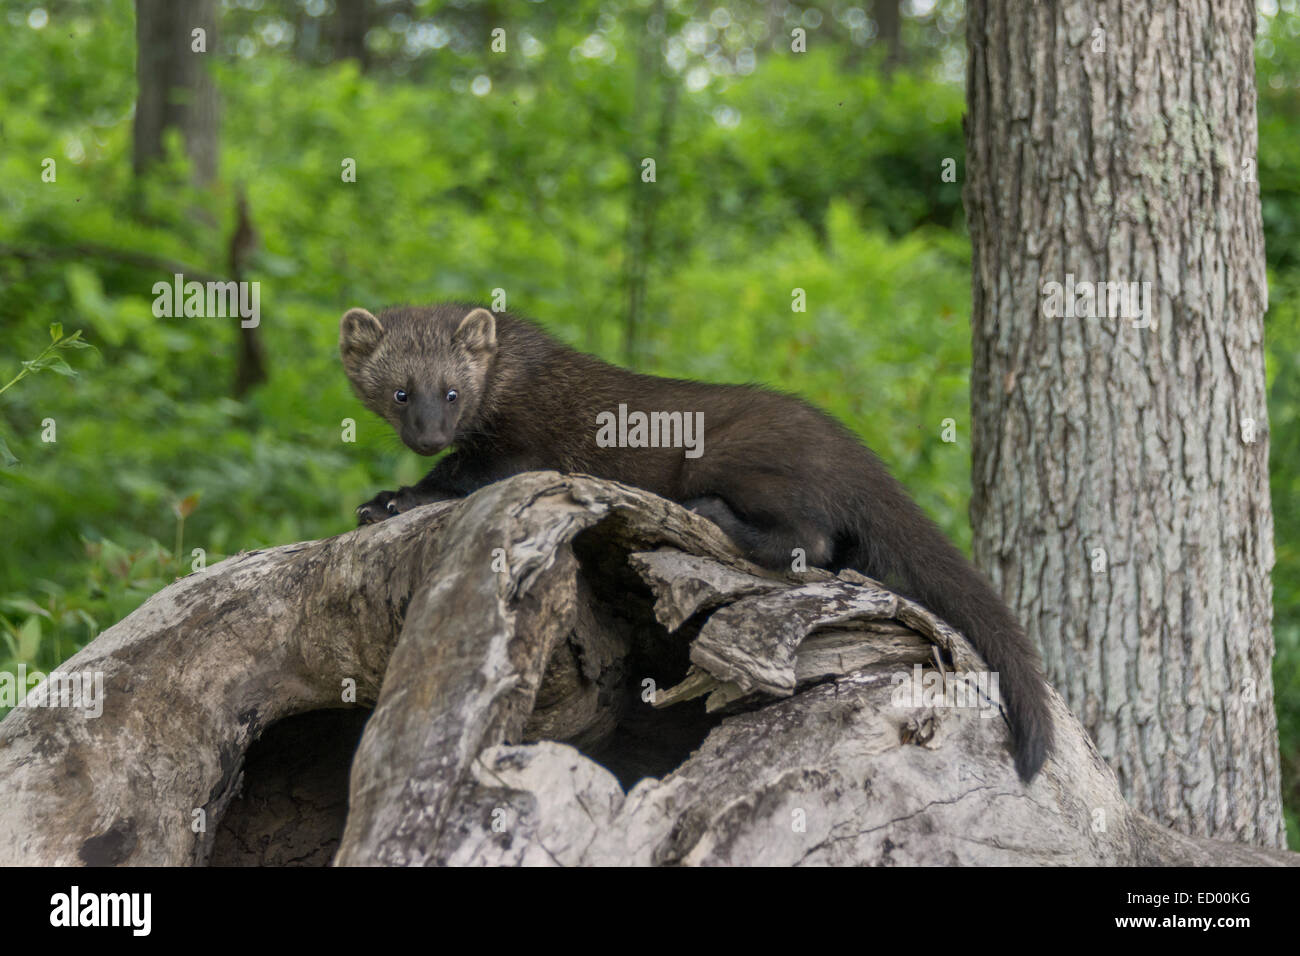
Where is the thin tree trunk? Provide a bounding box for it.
[133,0,219,184]
[332,0,370,69]
[965,0,1281,846]
[230,188,266,397]
[875,0,903,69]
[622,0,673,366]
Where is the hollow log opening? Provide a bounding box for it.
[212,518,727,866]
[558,525,724,788]
[210,708,370,866]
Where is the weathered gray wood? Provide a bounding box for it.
[431,675,1294,866]
[0,498,460,865]
[334,478,593,865]
[0,471,1292,866]
[628,549,783,631]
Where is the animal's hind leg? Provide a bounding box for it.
[682,495,833,572]
[683,495,763,551]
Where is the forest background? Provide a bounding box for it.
[1,0,1296,845]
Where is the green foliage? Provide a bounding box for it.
[0,0,1297,844]
[1258,8,1300,847]
[0,0,977,726]
[0,323,95,466]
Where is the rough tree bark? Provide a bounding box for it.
[965,0,1282,846]
[0,473,1292,866]
[133,0,219,183]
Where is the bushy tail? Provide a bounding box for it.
[850,484,1054,782]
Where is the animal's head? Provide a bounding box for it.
[339,304,498,456]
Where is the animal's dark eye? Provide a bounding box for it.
[393,389,408,404]
[445,389,458,403]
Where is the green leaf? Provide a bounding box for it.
[255,251,299,277]
[0,598,52,620]
[74,610,99,637]
[42,356,76,377]
[57,331,95,350]
[16,616,42,661]
[0,434,17,468]
[22,354,75,377]
[49,322,63,342]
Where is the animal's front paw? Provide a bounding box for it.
[357,486,461,525]
[356,489,402,526]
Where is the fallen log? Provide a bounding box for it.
[0,471,1293,866]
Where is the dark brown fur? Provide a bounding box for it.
[341,302,1054,781]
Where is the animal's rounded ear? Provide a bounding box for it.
[340,308,384,373]
[453,307,497,355]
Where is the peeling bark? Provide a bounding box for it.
[0,473,1292,866]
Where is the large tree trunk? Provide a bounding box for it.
[964,0,1282,846]
[133,0,219,183]
[0,473,1293,866]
